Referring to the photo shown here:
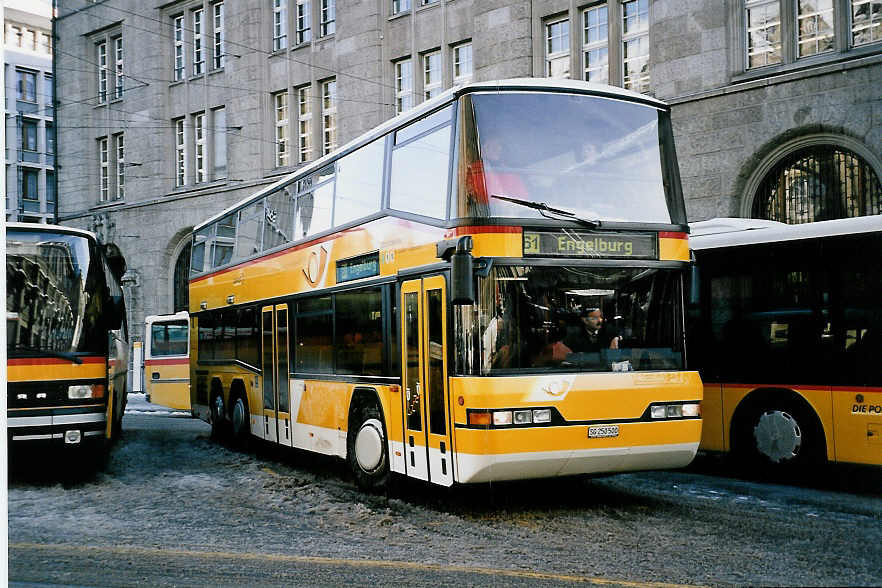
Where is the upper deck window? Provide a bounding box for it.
[455,91,678,225]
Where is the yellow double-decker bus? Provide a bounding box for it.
[7,223,129,451]
[689,216,882,470]
[189,79,702,490]
[144,312,191,411]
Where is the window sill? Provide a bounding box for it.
[190,73,205,81]
[93,199,125,210]
[110,97,124,104]
[733,44,882,85]
[416,2,441,13]
[169,79,185,87]
[316,33,335,43]
[291,41,311,51]
[269,47,289,57]
[208,67,225,76]
[389,10,411,21]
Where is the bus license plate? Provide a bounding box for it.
[588,425,619,438]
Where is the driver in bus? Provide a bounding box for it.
[564,307,620,353]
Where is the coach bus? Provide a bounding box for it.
[7,223,129,451]
[189,79,702,490]
[144,312,191,410]
[689,216,882,470]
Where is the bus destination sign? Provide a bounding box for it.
[336,252,380,283]
[523,230,657,259]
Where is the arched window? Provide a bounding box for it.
[173,241,191,312]
[752,145,882,224]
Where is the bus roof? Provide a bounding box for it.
[145,311,189,324]
[690,215,882,250]
[6,222,97,241]
[194,78,669,232]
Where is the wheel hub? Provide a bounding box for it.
[232,398,246,433]
[355,418,384,472]
[754,410,802,463]
[213,396,224,422]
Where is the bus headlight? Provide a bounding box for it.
[68,384,105,399]
[513,410,532,425]
[651,405,667,419]
[532,409,552,423]
[681,403,700,417]
[493,411,513,426]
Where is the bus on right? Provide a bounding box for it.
[688,216,882,470]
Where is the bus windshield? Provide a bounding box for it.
[475,265,683,374]
[6,229,106,356]
[458,92,677,224]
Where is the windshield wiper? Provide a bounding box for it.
[491,194,601,228]
[9,345,84,364]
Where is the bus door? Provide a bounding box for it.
[400,275,454,486]
[260,305,292,447]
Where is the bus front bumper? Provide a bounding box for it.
[8,407,107,444]
[455,441,700,483]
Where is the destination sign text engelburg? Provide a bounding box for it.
[523,230,657,259]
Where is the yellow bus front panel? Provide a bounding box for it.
[448,372,702,483]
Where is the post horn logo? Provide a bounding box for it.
[304,245,329,286]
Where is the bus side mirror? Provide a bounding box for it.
[438,236,475,306]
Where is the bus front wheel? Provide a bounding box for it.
[210,393,227,440]
[347,400,390,492]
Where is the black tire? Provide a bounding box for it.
[347,399,390,492]
[734,397,825,475]
[210,393,228,440]
[111,387,126,442]
[230,392,251,448]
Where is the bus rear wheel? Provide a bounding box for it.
[347,400,390,492]
[736,398,825,474]
[230,394,250,447]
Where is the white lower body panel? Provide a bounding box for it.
[455,442,699,484]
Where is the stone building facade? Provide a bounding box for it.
[55,0,882,353]
[5,0,55,224]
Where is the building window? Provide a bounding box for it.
[296,0,311,44]
[40,32,52,54]
[321,0,335,36]
[797,0,835,57]
[213,107,227,179]
[195,113,206,182]
[453,42,473,83]
[622,0,650,92]
[746,0,783,68]
[275,0,289,50]
[44,74,53,107]
[297,86,313,163]
[193,9,204,75]
[21,119,38,153]
[115,134,125,200]
[395,59,413,113]
[97,42,108,103]
[8,25,22,47]
[174,16,185,80]
[46,171,56,213]
[175,119,187,187]
[546,18,570,78]
[423,51,441,99]
[393,0,411,15]
[213,2,225,69]
[752,145,882,223]
[322,79,337,155]
[852,0,882,46]
[114,37,124,99]
[99,138,109,201]
[46,122,55,154]
[22,168,39,203]
[275,91,290,167]
[583,4,609,83]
